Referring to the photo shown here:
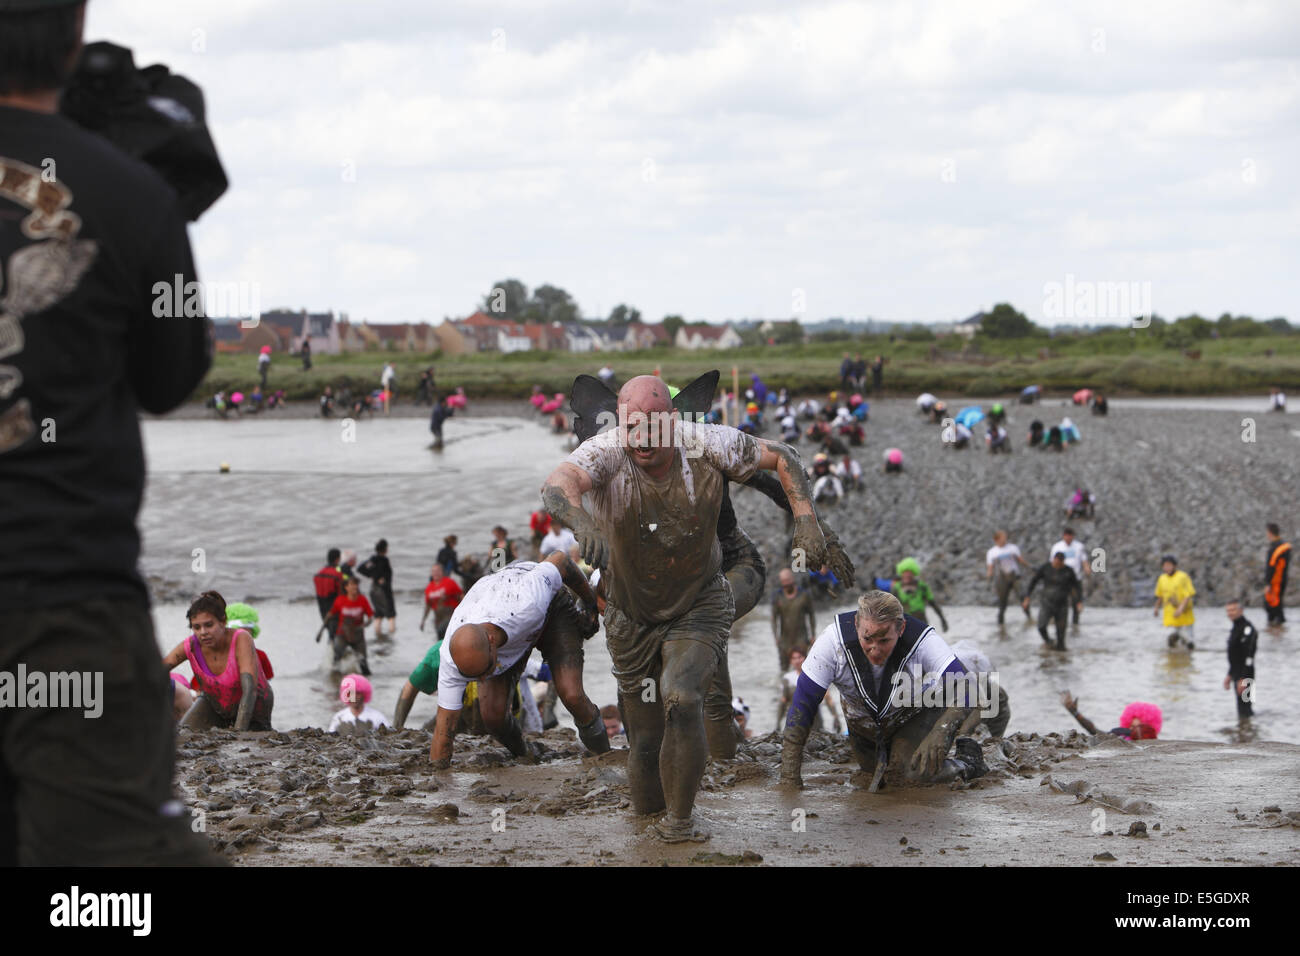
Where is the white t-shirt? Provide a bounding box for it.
[436,561,565,711]
[986,543,1023,575]
[1053,539,1087,577]
[917,393,936,408]
[539,527,578,556]
[801,616,958,725]
[329,705,390,732]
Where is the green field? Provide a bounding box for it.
[202,329,1300,402]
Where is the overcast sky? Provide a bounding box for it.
[89,0,1299,326]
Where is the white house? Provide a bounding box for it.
[675,322,743,350]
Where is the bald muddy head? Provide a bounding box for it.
[618,375,677,475]
[450,623,496,679]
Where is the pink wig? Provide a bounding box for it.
[340,674,373,705]
[1119,701,1162,738]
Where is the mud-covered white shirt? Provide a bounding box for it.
[566,421,762,622]
[801,619,958,725]
[329,705,390,732]
[1052,539,1087,578]
[986,543,1023,575]
[436,561,564,711]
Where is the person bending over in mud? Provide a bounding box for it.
[779,590,987,792]
[542,374,835,842]
[428,551,609,767]
[325,575,375,676]
[161,591,274,731]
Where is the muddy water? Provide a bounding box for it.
[141,413,1298,744]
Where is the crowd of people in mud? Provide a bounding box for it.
[158,359,1292,843]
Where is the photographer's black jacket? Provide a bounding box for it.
[0,106,210,611]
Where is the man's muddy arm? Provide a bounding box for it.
[742,470,792,513]
[430,706,459,767]
[755,441,815,519]
[756,441,831,575]
[393,681,418,730]
[545,550,596,608]
[540,465,608,569]
[780,673,829,787]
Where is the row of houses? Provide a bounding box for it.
[212,310,745,355]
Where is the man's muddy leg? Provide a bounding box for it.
[477,675,534,761]
[709,555,762,760]
[704,656,738,760]
[1036,602,1053,644]
[551,660,608,754]
[619,690,665,814]
[657,639,719,831]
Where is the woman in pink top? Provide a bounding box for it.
[162,591,274,730]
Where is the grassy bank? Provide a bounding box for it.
[202,333,1300,402]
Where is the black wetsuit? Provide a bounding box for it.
[1025,563,1081,648]
[1227,616,1258,717]
[436,545,459,578]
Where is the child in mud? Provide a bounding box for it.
[779,590,987,791]
[325,575,375,675]
[890,558,948,631]
[329,674,389,732]
[1061,692,1161,740]
[161,591,274,731]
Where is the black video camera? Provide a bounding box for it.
[59,41,228,221]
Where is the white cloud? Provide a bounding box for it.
[84,0,1300,324]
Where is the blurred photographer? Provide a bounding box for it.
[0,0,215,864]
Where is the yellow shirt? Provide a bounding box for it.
[1155,571,1195,627]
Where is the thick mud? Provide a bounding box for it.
[177,726,1300,866]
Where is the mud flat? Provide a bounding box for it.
[176,726,1300,866]
[733,399,1298,607]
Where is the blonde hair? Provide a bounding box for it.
[856,589,904,629]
